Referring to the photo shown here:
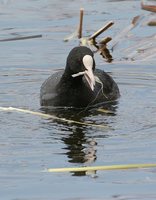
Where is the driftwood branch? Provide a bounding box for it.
[89,21,114,40]
[141,1,156,13]
[78,8,84,39]
[148,21,156,26]
[109,15,141,49]
[100,37,112,45]
[99,37,113,62]
[0,34,42,42]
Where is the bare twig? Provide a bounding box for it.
[0,34,42,42]
[148,21,156,26]
[99,37,113,62]
[109,15,141,49]
[89,37,112,62]
[141,1,156,13]
[89,21,114,40]
[63,30,78,42]
[99,37,112,45]
[78,8,84,39]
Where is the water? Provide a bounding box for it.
[0,0,156,199]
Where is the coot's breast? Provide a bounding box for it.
[40,69,120,107]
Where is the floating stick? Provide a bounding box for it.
[97,108,114,114]
[89,21,114,40]
[0,106,108,129]
[47,163,156,173]
[109,16,141,49]
[78,8,84,39]
[99,37,112,45]
[148,21,156,26]
[63,30,78,42]
[141,1,156,13]
[0,34,42,42]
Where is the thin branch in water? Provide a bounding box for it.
[98,37,113,62]
[148,21,156,26]
[90,37,113,62]
[78,8,84,39]
[89,21,114,41]
[109,15,142,49]
[0,34,42,42]
[63,30,78,42]
[0,106,108,129]
[141,1,156,13]
[100,37,112,45]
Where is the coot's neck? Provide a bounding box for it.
[57,66,83,90]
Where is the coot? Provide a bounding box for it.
[40,46,120,108]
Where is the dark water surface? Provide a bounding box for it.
[0,0,156,200]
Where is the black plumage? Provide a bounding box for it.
[40,46,120,108]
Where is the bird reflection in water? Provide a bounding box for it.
[62,126,97,176]
[41,101,118,176]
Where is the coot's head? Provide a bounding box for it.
[65,46,96,91]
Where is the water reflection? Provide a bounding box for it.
[41,101,118,176]
[62,127,96,164]
[62,127,97,176]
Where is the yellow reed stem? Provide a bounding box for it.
[47,163,156,173]
[0,106,107,128]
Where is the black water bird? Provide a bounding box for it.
[40,46,120,108]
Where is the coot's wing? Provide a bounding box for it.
[94,69,120,100]
[40,70,64,106]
